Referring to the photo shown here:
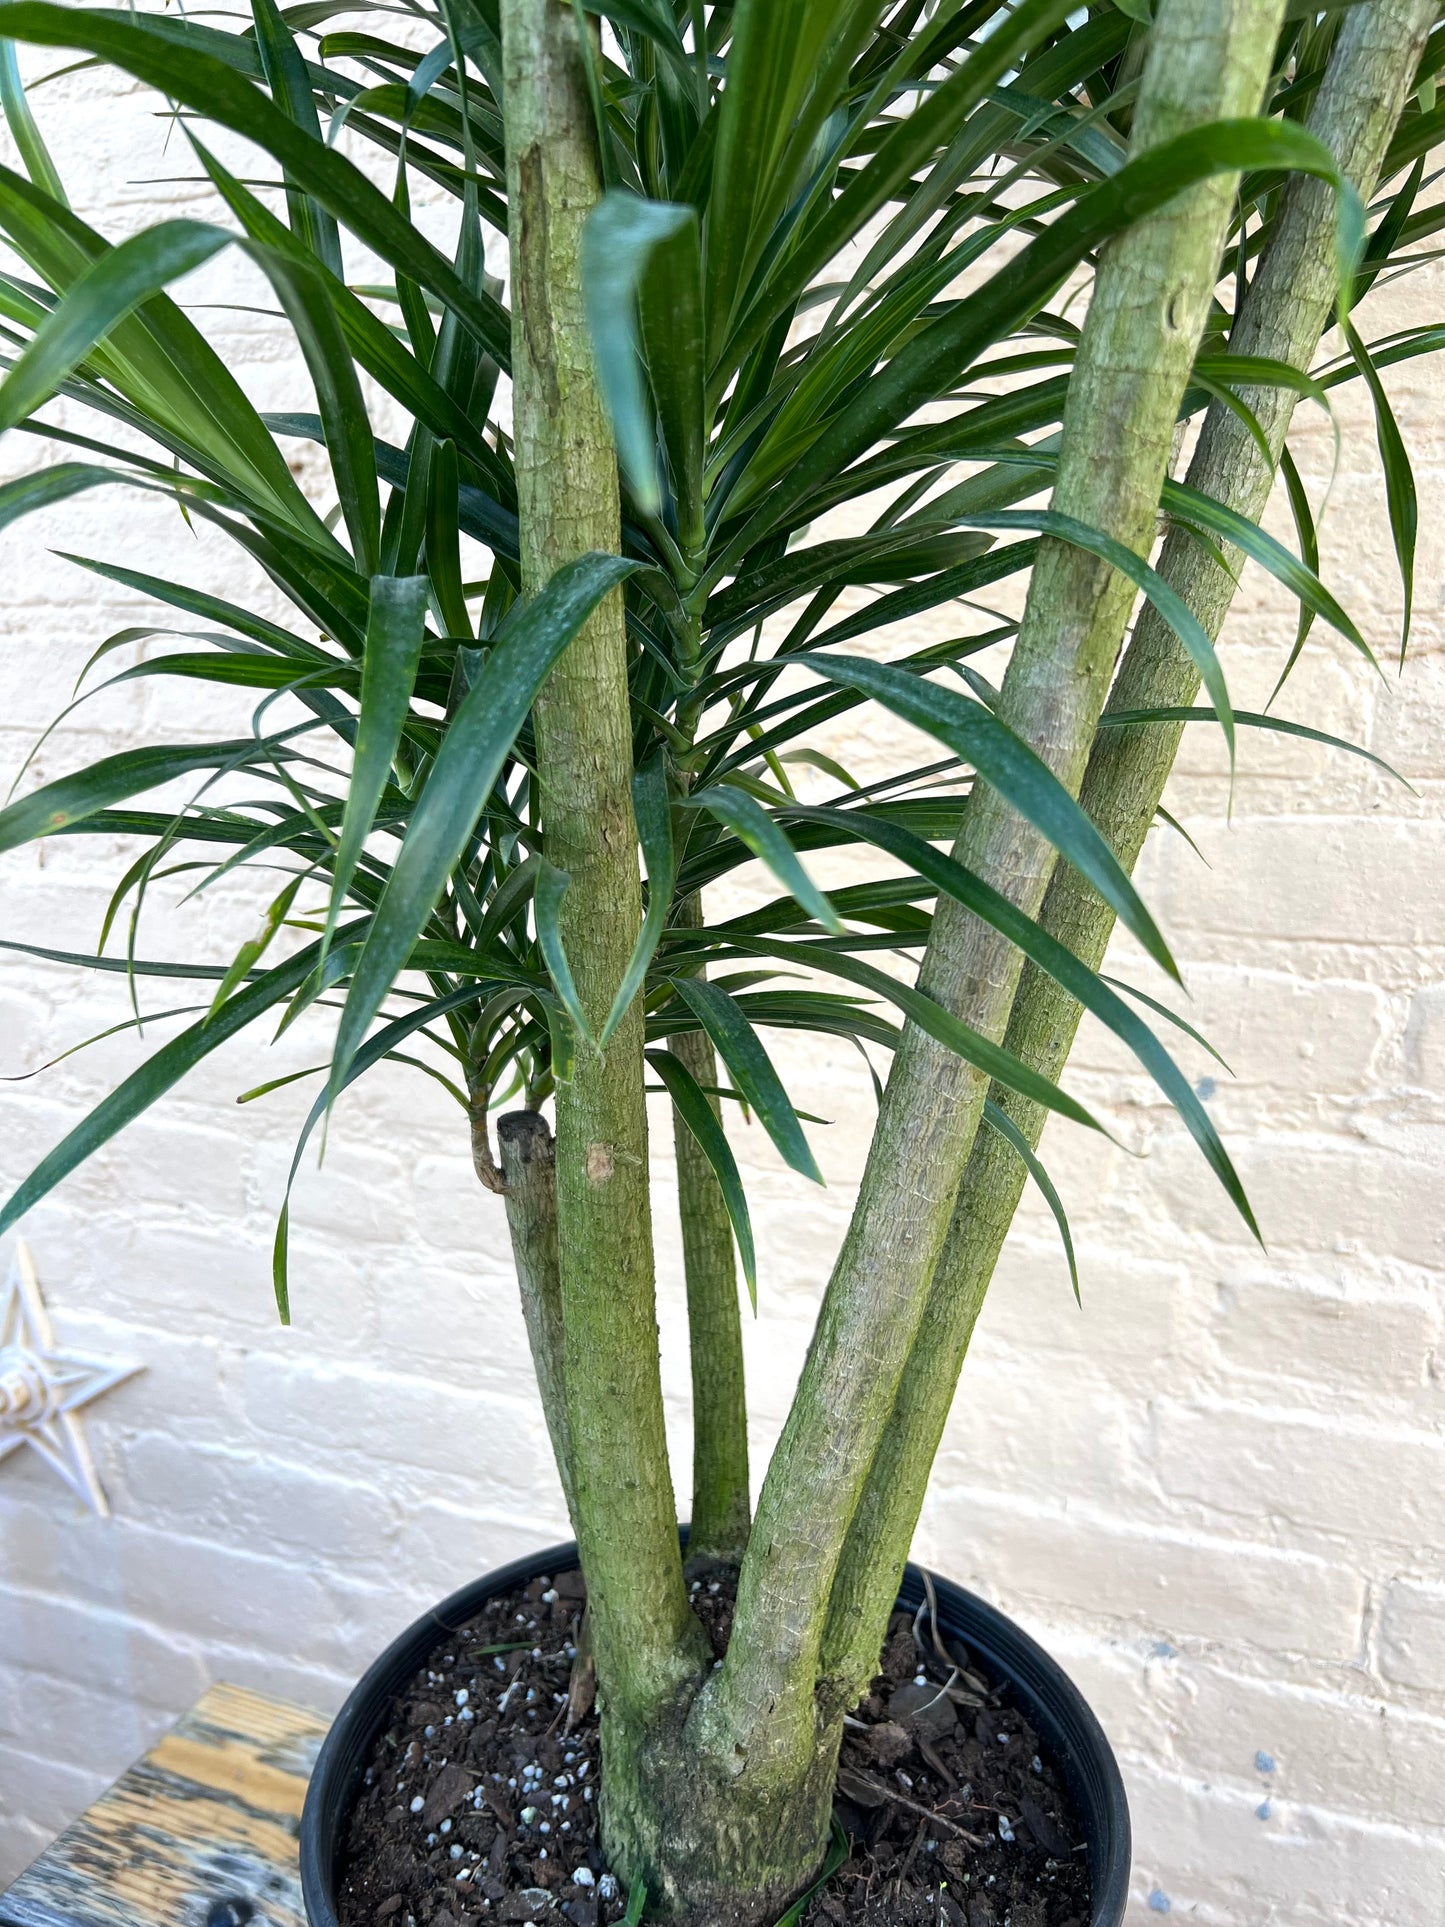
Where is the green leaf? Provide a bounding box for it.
[329,552,638,1093]
[250,0,343,274]
[194,138,509,490]
[636,206,705,550]
[425,436,471,636]
[0,925,355,1239]
[780,803,1254,1233]
[646,1047,756,1305]
[714,937,1110,1139]
[0,34,65,202]
[704,0,874,350]
[1160,476,1370,669]
[722,0,1078,380]
[0,217,230,437]
[582,192,693,515]
[1344,314,1416,665]
[0,3,512,363]
[981,1100,1080,1304]
[957,504,1237,772]
[600,756,674,1050]
[727,116,1362,554]
[534,858,594,1053]
[1272,444,1321,695]
[324,575,429,955]
[207,873,304,1020]
[258,243,382,574]
[672,975,821,1184]
[690,786,845,936]
[802,654,1179,982]
[0,460,130,534]
[1099,706,1412,788]
[772,1820,850,1927]
[0,736,292,854]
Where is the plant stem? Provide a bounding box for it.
[696,0,1286,1786]
[819,0,1437,1705]
[672,901,752,1564]
[500,0,700,1795]
[497,1110,576,1526]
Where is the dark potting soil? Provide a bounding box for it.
[336,1567,1092,1927]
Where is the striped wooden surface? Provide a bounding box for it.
[0,1683,327,1927]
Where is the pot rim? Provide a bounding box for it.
[300,1536,1131,1927]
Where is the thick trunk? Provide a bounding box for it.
[500,0,1431,1917]
[819,0,1437,1707]
[500,0,705,1881]
[688,0,1287,1834]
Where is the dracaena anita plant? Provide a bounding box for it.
[0,0,1441,1917]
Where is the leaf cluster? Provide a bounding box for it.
[0,0,1438,1308]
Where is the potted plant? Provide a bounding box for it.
[0,0,1438,1920]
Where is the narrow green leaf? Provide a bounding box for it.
[251,0,343,273]
[194,138,510,491]
[781,802,1254,1232]
[259,244,382,574]
[600,756,674,1050]
[0,4,512,363]
[207,874,304,1020]
[1159,477,1370,667]
[0,35,65,202]
[1099,705,1412,787]
[0,218,230,437]
[0,737,291,854]
[534,859,594,1053]
[425,436,471,636]
[672,975,821,1184]
[1344,315,1416,665]
[802,654,1179,982]
[958,505,1237,772]
[324,574,428,955]
[647,1046,756,1305]
[690,786,845,936]
[981,1100,1080,1303]
[727,116,1362,554]
[636,206,705,550]
[0,926,357,1239]
[0,460,128,534]
[713,937,1110,1140]
[722,0,1078,381]
[581,192,692,515]
[1271,444,1321,696]
[330,552,638,1092]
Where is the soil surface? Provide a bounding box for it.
[336,1567,1093,1927]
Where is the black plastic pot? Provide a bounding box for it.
[300,1538,1130,1927]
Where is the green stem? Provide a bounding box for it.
[500,0,701,1802]
[672,904,752,1564]
[819,0,1437,1705]
[696,0,1287,1784]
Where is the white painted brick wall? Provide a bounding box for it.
[2,42,1444,1927]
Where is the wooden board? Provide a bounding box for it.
[0,1683,327,1927]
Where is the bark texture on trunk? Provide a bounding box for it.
[697,0,1289,1807]
[498,1109,576,1524]
[500,0,704,1885]
[819,0,1437,1707]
